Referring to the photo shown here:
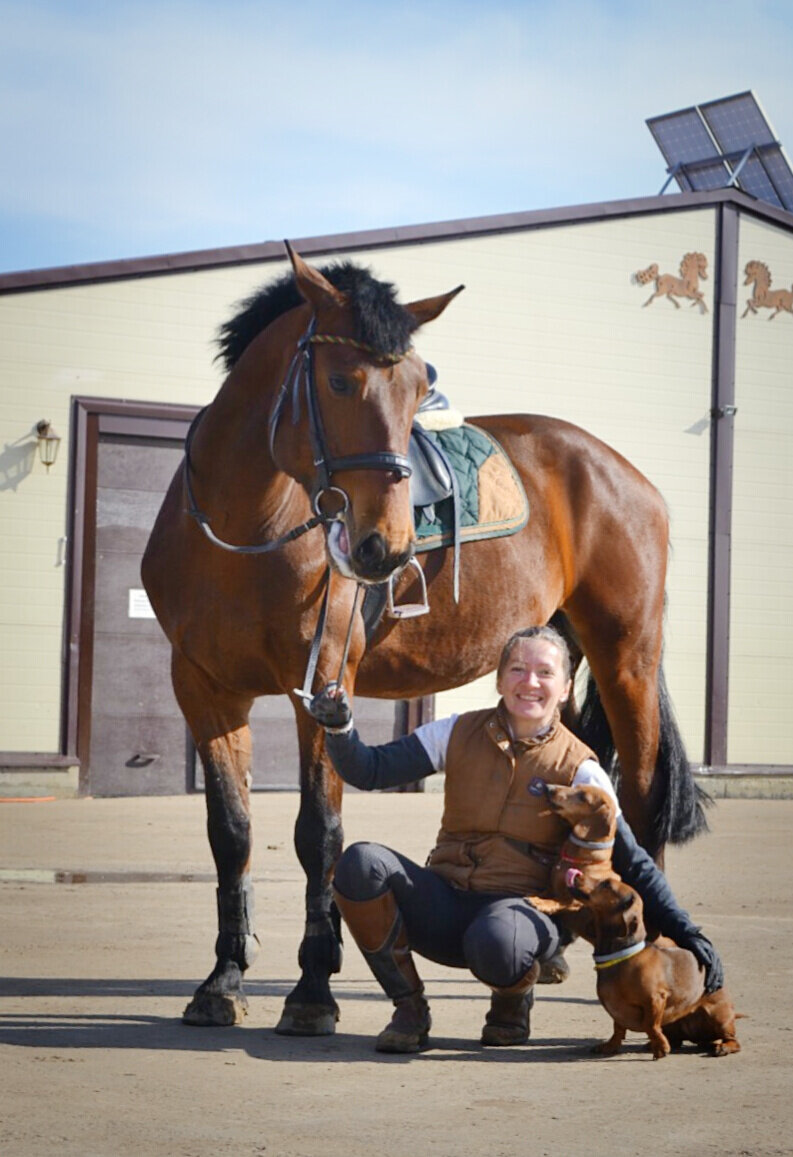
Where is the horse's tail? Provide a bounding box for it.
[653,666,711,850]
[633,263,658,286]
[571,665,711,858]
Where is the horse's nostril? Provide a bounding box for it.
[354,532,388,570]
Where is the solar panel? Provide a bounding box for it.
[700,91,776,153]
[646,107,730,193]
[647,107,721,167]
[763,149,793,210]
[647,91,793,212]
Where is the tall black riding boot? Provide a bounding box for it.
[481,960,540,1046]
[333,887,430,1053]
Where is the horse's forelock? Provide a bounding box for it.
[216,261,416,373]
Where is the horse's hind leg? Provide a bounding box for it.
[566,594,672,859]
[171,652,258,1027]
[274,704,343,1036]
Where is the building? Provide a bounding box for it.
[1,187,791,796]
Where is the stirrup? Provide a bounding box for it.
[386,558,429,619]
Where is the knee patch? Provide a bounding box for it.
[333,841,392,902]
[463,901,559,990]
[463,919,529,989]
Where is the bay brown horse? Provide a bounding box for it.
[142,245,706,1035]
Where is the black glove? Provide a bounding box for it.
[308,684,353,732]
[680,930,724,993]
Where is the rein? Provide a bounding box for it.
[183,407,325,555]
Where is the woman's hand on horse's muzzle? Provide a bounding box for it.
[309,684,353,733]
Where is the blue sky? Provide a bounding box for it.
[2,0,792,274]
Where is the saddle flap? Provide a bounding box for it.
[408,424,454,509]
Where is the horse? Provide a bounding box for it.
[142,244,708,1036]
[742,260,793,319]
[634,252,708,313]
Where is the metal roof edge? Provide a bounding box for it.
[2,187,792,296]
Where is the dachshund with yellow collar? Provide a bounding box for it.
[571,876,741,1059]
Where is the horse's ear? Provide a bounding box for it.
[284,241,346,311]
[404,285,465,329]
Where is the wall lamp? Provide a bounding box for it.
[36,420,61,471]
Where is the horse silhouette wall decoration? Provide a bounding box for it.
[634,253,709,313]
[142,245,707,1036]
[742,260,793,319]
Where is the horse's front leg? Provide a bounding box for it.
[275,703,344,1035]
[172,652,258,1027]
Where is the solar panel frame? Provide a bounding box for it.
[735,154,784,209]
[647,90,793,213]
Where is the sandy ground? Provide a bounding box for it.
[1,792,792,1157]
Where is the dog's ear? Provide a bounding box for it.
[615,889,643,940]
[624,909,641,939]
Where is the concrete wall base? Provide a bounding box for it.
[695,773,793,800]
[0,766,80,799]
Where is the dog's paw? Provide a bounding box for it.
[711,1039,741,1056]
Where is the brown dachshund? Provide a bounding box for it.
[571,876,741,1059]
[531,783,619,919]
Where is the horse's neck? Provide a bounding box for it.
[682,263,699,290]
[191,349,308,538]
[754,272,770,300]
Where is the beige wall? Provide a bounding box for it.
[1,208,716,760]
[731,218,793,764]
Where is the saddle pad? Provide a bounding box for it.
[413,423,528,551]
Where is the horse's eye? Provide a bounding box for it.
[328,375,355,396]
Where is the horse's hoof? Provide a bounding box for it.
[182,991,248,1027]
[273,1003,339,1036]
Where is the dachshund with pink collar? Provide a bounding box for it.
[531,782,619,919]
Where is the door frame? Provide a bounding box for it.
[65,397,197,793]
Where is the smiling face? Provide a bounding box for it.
[496,636,572,740]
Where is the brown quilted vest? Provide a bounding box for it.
[427,705,596,897]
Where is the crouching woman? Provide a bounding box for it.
[310,625,722,1053]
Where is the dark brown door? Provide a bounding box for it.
[89,435,188,795]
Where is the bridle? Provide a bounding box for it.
[182,314,419,708]
[183,315,413,554]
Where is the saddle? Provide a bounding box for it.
[408,422,455,512]
[362,410,529,637]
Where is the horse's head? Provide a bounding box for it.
[273,245,463,584]
[744,260,767,285]
[681,252,707,280]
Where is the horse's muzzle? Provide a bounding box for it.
[352,532,414,582]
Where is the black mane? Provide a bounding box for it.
[216,261,417,372]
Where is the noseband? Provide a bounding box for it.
[184,316,413,554]
[270,316,412,511]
